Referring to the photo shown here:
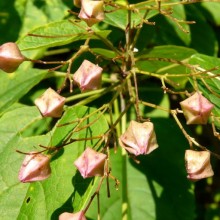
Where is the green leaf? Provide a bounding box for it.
[189,53,220,127]
[161,3,190,45]
[0,105,109,219]
[91,48,116,59]
[0,106,47,220]
[0,68,48,114]
[169,3,190,44]
[0,0,70,44]
[185,4,218,56]
[15,0,70,35]
[13,0,71,62]
[136,45,197,88]
[17,20,111,51]
[104,6,158,30]
[139,90,170,118]
[126,118,195,220]
[200,2,220,26]
[32,0,70,22]
[147,3,190,47]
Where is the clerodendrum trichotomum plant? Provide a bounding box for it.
[1,0,220,219]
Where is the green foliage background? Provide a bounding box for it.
[1,0,220,220]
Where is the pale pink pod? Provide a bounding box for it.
[59,211,87,220]
[73,60,103,92]
[78,0,104,27]
[19,152,51,183]
[34,88,66,118]
[185,150,214,181]
[74,147,107,178]
[119,120,158,156]
[180,92,214,125]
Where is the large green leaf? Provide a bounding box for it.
[138,3,218,55]
[0,0,70,59]
[0,105,48,220]
[200,2,220,26]
[0,68,48,114]
[0,105,109,219]
[104,6,158,30]
[162,2,190,46]
[119,88,194,219]
[185,4,218,56]
[126,118,195,220]
[17,20,111,51]
[15,0,70,35]
[146,2,190,47]
[136,45,197,88]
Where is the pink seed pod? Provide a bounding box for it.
[34,88,66,118]
[119,120,158,156]
[180,92,214,125]
[59,211,87,220]
[19,152,51,183]
[0,42,25,73]
[74,147,107,178]
[78,0,104,27]
[185,150,214,181]
[73,60,103,92]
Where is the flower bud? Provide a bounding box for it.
[180,92,214,125]
[19,153,51,183]
[0,42,25,73]
[78,0,104,27]
[185,150,214,181]
[74,147,107,178]
[59,211,87,220]
[34,88,66,118]
[119,120,158,156]
[73,60,103,92]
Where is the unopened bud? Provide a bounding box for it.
[180,92,214,125]
[0,42,25,73]
[19,153,51,183]
[59,211,87,220]
[34,88,66,118]
[119,120,158,156]
[185,150,214,181]
[73,60,103,92]
[74,147,107,178]
[78,0,104,27]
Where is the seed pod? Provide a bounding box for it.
[180,92,214,125]
[34,88,66,118]
[73,60,103,92]
[185,150,214,181]
[78,0,104,27]
[119,120,158,156]
[74,147,107,178]
[19,153,51,183]
[59,211,87,220]
[0,42,25,73]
